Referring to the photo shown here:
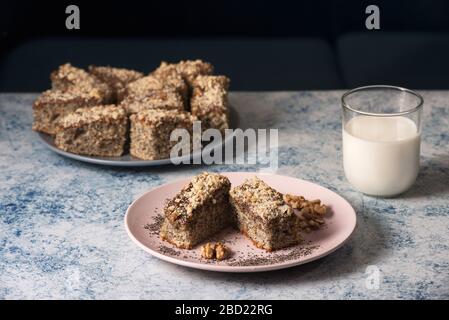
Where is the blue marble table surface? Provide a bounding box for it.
[0,92,448,300]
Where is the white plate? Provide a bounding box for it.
[125,172,357,272]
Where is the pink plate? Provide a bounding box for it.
[124,172,357,273]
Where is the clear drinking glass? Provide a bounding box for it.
[341,85,424,197]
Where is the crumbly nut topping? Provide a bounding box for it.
[130,109,196,126]
[151,62,178,78]
[120,89,184,114]
[155,60,214,84]
[51,63,90,85]
[51,63,111,101]
[165,172,231,222]
[122,75,187,100]
[88,65,143,90]
[51,63,99,88]
[200,242,230,260]
[230,177,293,221]
[176,60,214,83]
[58,105,126,128]
[192,75,230,92]
[283,194,328,233]
[33,89,103,109]
[123,76,166,96]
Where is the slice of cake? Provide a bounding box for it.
[160,172,232,249]
[54,105,127,157]
[32,89,103,135]
[50,63,113,103]
[129,109,196,160]
[190,75,230,132]
[120,89,184,115]
[229,177,302,251]
[88,65,143,103]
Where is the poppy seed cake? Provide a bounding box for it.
[160,172,232,249]
[230,176,302,251]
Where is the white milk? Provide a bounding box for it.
[343,116,420,196]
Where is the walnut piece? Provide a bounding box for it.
[283,194,328,232]
[201,242,216,259]
[215,242,229,261]
[200,242,230,260]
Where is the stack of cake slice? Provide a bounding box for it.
[32,60,231,159]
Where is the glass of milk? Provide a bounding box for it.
[341,85,424,197]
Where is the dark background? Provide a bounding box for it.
[1,0,449,91]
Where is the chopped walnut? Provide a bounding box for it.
[200,242,230,261]
[283,194,328,232]
[215,242,229,261]
[201,242,216,259]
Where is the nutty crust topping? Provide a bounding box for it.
[164,172,231,223]
[120,89,184,114]
[130,109,196,126]
[121,75,186,101]
[33,89,103,110]
[192,75,230,93]
[154,59,214,85]
[230,177,294,221]
[50,63,112,102]
[88,65,143,92]
[57,105,126,129]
